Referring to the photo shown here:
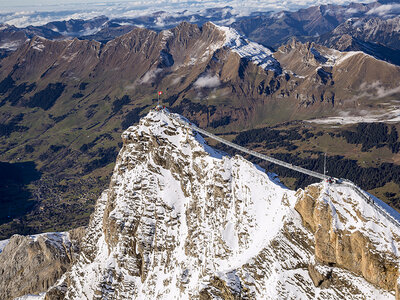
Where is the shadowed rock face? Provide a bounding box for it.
[0,227,85,300]
[316,17,400,65]
[326,17,400,51]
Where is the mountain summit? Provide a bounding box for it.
[38,110,400,299]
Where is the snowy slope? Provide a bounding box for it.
[180,23,282,73]
[0,239,9,254]
[217,24,282,72]
[48,110,398,299]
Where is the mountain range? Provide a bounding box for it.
[1,1,400,64]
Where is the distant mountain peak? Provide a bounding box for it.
[215,24,281,72]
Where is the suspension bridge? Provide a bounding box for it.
[161,108,400,229]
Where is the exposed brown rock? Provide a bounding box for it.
[296,185,399,292]
[308,263,333,288]
[199,276,247,300]
[0,228,84,300]
[45,281,68,300]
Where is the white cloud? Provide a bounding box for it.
[171,76,183,85]
[366,4,400,17]
[194,75,220,88]
[140,68,162,84]
[0,40,23,50]
[345,8,359,14]
[376,85,400,99]
[354,81,400,100]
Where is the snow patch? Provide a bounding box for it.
[31,40,45,52]
[221,221,239,250]
[14,293,46,300]
[0,239,9,253]
[334,51,362,65]
[0,231,70,255]
[216,24,281,73]
[308,103,400,125]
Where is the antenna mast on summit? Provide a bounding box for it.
[324,152,327,179]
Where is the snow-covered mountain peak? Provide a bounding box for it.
[122,109,223,159]
[213,24,282,73]
[43,110,400,299]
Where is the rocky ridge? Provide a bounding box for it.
[317,17,400,65]
[1,21,398,127]
[325,17,400,51]
[32,110,400,299]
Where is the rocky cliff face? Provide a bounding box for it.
[36,110,399,299]
[295,185,400,292]
[0,227,85,300]
[273,38,400,109]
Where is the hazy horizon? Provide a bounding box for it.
[0,0,377,27]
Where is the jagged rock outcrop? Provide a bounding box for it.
[0,227,85,300]
[37,110,399,299]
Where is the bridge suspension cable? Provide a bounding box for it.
[162,109,400,229]
[165,110,327,180]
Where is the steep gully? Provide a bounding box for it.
[161,108,400,230]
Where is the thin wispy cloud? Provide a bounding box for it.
[194,75,220,89]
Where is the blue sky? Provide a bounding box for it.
[0,0,377,27]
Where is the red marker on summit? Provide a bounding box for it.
[157,91,163,108]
